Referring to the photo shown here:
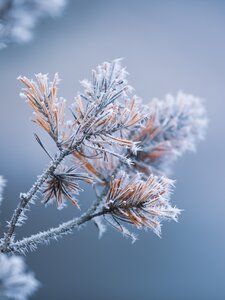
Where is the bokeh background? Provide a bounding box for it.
[0,0,225,299]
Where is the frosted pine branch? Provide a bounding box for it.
[0,59,207,257]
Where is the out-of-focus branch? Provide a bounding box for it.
[0,0,67,48]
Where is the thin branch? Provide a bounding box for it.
[1,148,70,251]
[1,161,121,254]
[4,205,110,254]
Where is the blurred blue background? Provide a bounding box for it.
[0,0,225,299]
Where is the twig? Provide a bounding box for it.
[1,162,121,254]
[3,204,110,254]
[1,148,70,251]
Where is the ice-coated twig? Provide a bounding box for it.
[1,168,117,254]
[6,207,106,254]
[1,148,70,251]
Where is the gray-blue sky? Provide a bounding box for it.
[0,1,225,299]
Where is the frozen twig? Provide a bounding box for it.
[5,206,107,254]
[1,148,70,251]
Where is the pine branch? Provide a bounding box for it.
[0,59,207,255]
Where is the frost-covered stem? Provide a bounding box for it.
[1,148,70,251]
[1,167,121,254]
[1,137,125,254]
[4,206,110,254]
